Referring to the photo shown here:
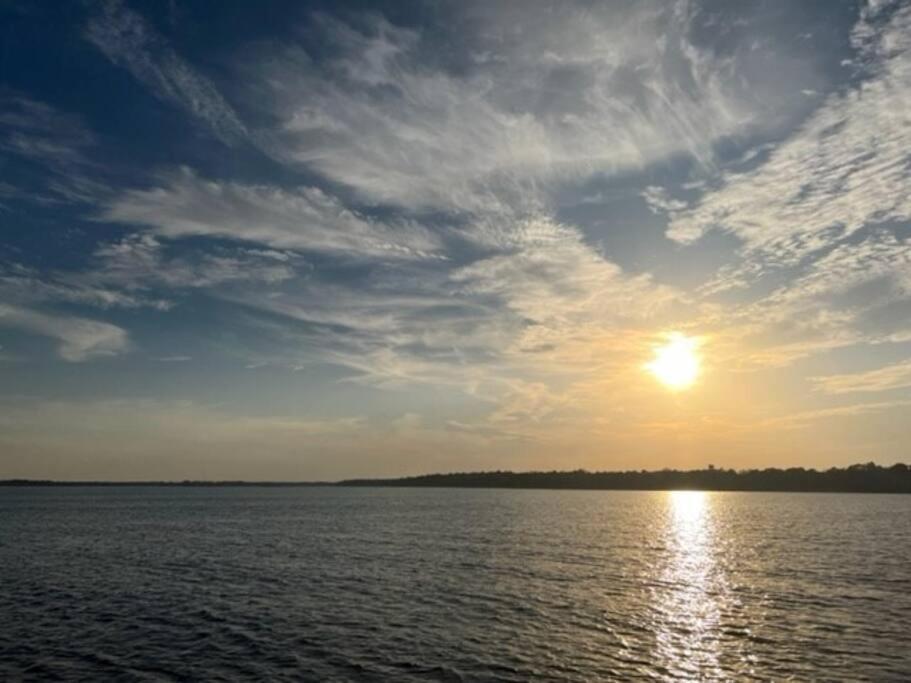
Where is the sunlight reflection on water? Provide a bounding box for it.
[655,491,726,679]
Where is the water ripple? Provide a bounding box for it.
[1,488,910,680]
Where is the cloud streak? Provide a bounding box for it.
[85,0,247,145]
[812,360,911,395]
[0,304,129,361]
[101,168,443,260]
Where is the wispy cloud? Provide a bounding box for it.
[0,93,94,164]
[251,4,755,214]
[760,399,911,428]
[454,217,678,324]
[0,304,129,361]
[0,233,296,314]
[0,261,171,311]
[665,2,911,281]
[93,233,297,289]
[101,168,443,260]
[85,0,247,145]
[696,230,911,369]
[0,93,108,204]
[812,360,911,394]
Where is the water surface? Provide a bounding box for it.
[1,488,909,680]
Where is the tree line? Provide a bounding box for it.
[340,462,911,493]
[3,463,909,492]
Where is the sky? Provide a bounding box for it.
[1,0,910,480]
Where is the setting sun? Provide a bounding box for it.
[646,333,701,390]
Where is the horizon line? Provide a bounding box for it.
[2,461,909,492]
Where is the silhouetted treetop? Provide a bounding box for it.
[339,463,911,493]
[3,463,909,492]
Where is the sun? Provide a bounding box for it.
[646,333,701,390]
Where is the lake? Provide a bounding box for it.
[1,487,909,680]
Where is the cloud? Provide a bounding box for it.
[0,93,108,203]
[664,2,911,280]
[209,211,684,397]
[760,399,911,428]
[85,0,247,145]
[250,4,756,214]
[0,93,94,165]
[760,232,911,307]
[0,261,171,311]
[222,246,651,409]
[92,233,296,289]
[812,360,911,394]
[221,272,515,389]
[101,168,442,260]
[486,379,567,425]
[0,234,296,314]
[696,230,911,369]
[642,186,689,215]
[0,304,129,361]
[444,419,526,441]
[452,216,683,371]
[454,217,676,325]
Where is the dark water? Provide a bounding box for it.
[1,488,910,681]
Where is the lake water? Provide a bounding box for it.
[1,487,910,681]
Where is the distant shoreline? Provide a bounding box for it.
[3,462,910,493]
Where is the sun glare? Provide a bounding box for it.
[647,333,701,390]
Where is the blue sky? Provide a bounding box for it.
[1,0,910,479]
